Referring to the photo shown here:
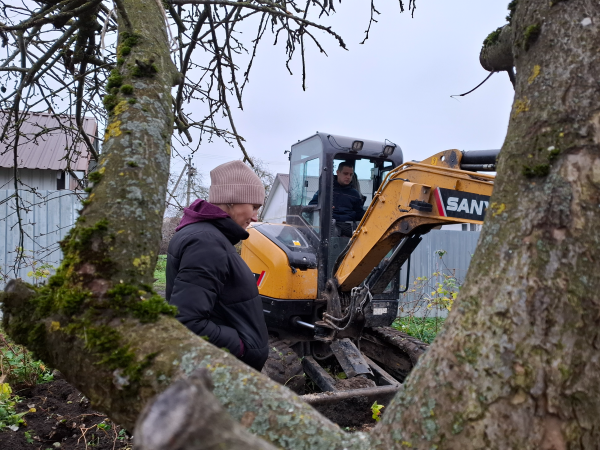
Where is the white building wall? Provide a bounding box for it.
[262,184,288,223]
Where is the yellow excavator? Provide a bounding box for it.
[241,133,496,424]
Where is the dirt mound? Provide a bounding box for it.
[334,376,375,390]
[0,377,132,450]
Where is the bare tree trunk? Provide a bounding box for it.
[3,0,600,449]
[373,0,600,447]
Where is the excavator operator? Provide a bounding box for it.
[309,161,365,237]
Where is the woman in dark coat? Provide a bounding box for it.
[166,160,269,371]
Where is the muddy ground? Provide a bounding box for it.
[0,376,132,450]
[0,376,377,448]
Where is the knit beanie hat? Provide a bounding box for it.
[208,160,265,205]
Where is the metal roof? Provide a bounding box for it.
[0,111,97,172]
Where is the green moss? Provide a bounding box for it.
[102,94,118,112]
[107,284,177,323]
[120,84,134,95]
[117,32,141,58]
[81,199,91,207]
[27,323,46,353]
[84,187,93,193]
[120,32,141,48]
[106,70,123,90]
[132,60,158,78]
[483,27,502,48]
[61,320,156,383]
[88,171,103,183]
[127,98,137,105]
[117,58,125,66]
[523,24,541,51]
[69,219,109,251]
[126,161,138,167]
[548,147,561,161]
[84,325,135,366]
[522,163,550,178]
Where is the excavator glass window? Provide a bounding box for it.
[327,157,394,276]
[288,136,323,235]
[289,138,321,207]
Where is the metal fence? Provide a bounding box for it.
[398,230,481,318]
[0,190,83,289]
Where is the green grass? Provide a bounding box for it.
[0,327,54,431]
[391,317,446,344]
[153,255,167,291]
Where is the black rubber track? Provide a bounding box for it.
[360,326,429,382]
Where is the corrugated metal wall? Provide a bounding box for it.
[0,190,83,288]
[398,230,481,318]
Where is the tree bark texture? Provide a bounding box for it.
[3,0,600,449]
[134,368,278,450]
[2,279,370,449]
[373,0,600,448]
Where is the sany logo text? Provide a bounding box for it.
[446,197,489,216]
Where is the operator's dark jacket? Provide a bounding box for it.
[309,177,365,222]
[166,200,268,371]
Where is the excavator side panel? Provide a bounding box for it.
[241,226,318,300]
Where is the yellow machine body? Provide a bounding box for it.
[241,225,318,300]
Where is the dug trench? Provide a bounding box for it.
[260,330,429,428]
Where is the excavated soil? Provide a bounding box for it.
[0,377,132,450]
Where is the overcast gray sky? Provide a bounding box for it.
[172,0,515,182]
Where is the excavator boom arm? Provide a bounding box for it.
[333,149,495,292]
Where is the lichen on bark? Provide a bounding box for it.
[373,0,600,447]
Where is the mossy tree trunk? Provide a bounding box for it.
[373,0,600,447]
[3,0,600,448]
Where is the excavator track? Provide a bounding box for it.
[359,326,429,382]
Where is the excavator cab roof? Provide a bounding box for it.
[291,132,404,165]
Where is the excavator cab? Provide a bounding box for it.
[286,133,404,294]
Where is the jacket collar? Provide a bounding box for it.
[211,218,250,245]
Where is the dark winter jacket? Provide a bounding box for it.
[166,200,269,371]
[309,178,365,222]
